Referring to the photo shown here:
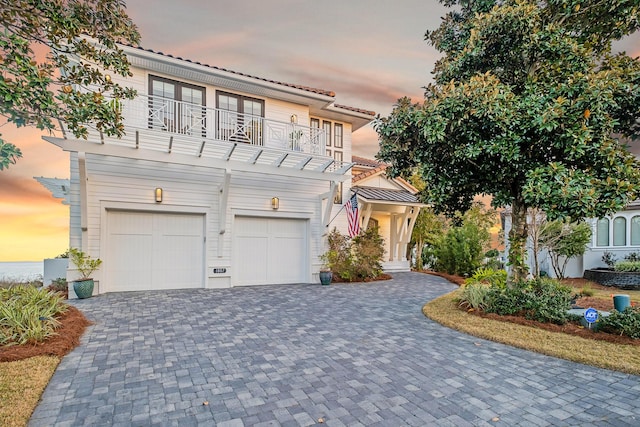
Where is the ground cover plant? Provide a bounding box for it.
[457,270,640,337]
[425,269,640,347]
[0,282,91,427]
[424,289,640,375]
[0,286,68,346]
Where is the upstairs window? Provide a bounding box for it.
[323,121,332,147]
[334,123,343,148]
[148,76,205,136]
[216,91,264,145]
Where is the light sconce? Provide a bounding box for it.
[271,197,279,210]
[155,187,163,203]
[290,114,297,124]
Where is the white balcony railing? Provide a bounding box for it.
[119,95,327,155]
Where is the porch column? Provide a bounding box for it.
[389,214,397,261]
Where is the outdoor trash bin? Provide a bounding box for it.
[613,294,631,312]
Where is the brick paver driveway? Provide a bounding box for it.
[30,272,640,426]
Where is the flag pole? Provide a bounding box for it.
[326,189,358,228]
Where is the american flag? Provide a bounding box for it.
[345,193,360,238]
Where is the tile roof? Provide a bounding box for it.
[353,186,421,204]
[352,156,385,167]
[352,164,388,183]
[129,45,337,96]
[333,104,376,117]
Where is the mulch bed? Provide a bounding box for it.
[331,273,393,283]
[419,270,640,347]
[0,305,92,362]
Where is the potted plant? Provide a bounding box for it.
[319,250,335,286]
[69,248,102,299]
[289,129,304,151]
[319,265,333,286]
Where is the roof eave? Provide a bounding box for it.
[121,44,338,107]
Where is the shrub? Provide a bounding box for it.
[322,228,353,280]
[484,249,499,258]
[624,251,640,262]
[459,283,490,311]
[538,220,591,279]
[601,251,617,268]
[351,227,385,280]
[49,278,68,294]
[613,261,640,272]
[0,286,68,346]
[321,227,385,282]
[433,223,485,276]
[466,267,507,288]
[599,307,640,339]
[485,278,573,324]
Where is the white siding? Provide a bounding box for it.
[60,53,374,292]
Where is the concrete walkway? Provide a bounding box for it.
[30,272,640,426]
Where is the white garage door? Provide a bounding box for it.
[106,211,204,292]
[234,217,308,286]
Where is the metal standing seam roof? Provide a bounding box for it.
[354,186,421,204]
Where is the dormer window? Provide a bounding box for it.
[148,76,205,136]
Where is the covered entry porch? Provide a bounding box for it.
[354,187,424,272]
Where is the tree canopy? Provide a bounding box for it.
[0,0,140,169]
[375,0,640,280]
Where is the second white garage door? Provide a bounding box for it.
[234,216,308,286]
[106,211,205,292]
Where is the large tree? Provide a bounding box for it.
[375,0,640,281]
[0,0,140,169]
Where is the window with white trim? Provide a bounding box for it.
[632,216,640,246]
[613,217,627,246]
[596,218,609,246]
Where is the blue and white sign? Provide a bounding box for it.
[584,307,599,324]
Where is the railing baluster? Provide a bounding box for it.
[124,94,327,156]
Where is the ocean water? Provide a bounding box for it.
[0,261,43,282]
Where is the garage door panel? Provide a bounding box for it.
[156,234,203,287]
[238,217,268,236]
[234,217,307,286]
[270,236,305,283]
[236,236,269,283]
[107,211,204,292]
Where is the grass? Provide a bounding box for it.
[581,285,640,302]
[0,356,60,427]
[424,289,640,375]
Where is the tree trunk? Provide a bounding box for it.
[415,239,424,270]
[529,208,543,278]
[508,197,529,282]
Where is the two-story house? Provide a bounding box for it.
[46,44,379,295]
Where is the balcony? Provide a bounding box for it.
[55,94,352,178]
[117,95,326,154]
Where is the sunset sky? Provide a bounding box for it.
[1,1,639,261]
